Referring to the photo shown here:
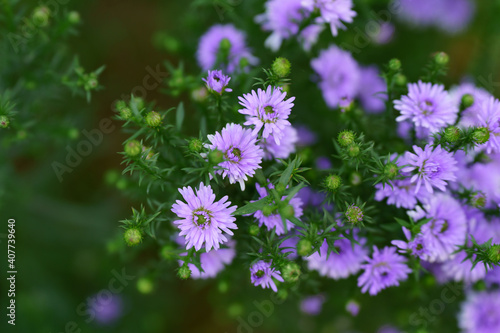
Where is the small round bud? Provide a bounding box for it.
[0,115,10,128]
[444,126,461,143]
[208,149,224,165]
[67,127,80,140]
[228,303,244,317]
[124,140,142,157]
[272,57,291,77]
[136,277,154,294]
[276,289,288,300]
[218,280,229,293]
[470,192,486,208]
[178,265,191,280]
[67,11,80,24]
[145,111,162,127]
[434,52,449,66]
[384,162,399,179]
[297,239,313,257]
[349,172,362,186]
[472,127,490,145]
[116,178,127,190]
[141,146,155,160]
[461,93,474,109]
[262,205,274,217]
[191,87,208,103]
[160,244,176,260]
[282,262,301,283]
[345,204,363,224]
[188,138,203,153]
[488,244,500,263]
[275,183,286,195]
[104,170,120,186]
[248,224,260,236]
[347,144,360,157]
[119,107,132,120]
[325,174,342,192]
[338,130,356,147]
[84,76,98,91]
[388,58,401,71]
[394,73,407,86]
[124,227,142,246]
[279,205,295,220]
[32,6,50,27]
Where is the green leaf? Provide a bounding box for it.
[279,158,296,185]
[233,196,270,216]
[176,102,184,131]
[395,217,411,228]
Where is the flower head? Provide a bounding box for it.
[395,81,458,133]
[475,97,500,154]
[207,123,264,190]
[250,260,284,292]
[358,246,411,295]
[172,182,237,252]
[179,240,236,279]
[300,295,326,316]
[202,70,232,94]
[459,290,500,333]
[260,125,298,160]
[302,0,356,36]
[358,66,387,113]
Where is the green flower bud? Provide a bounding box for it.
[345,204,363,224]
[488,244,500,264]
[132,97,145,110]
[119,107,132,120]
[388,58,401,71]
[136,277,154,294]
[384,162,399,179]
[228,303,244,317]
[248,224,260,236]
[160,244,176,260]
[141,146,155,160]
[188,138,203,153]
[262,205,274,217]
[279,205,295,220]
[461,93,474,109]
[67,127,80,140]
[394,73,407,86]
[124,227,142,246]
[124,140,142,157]
[347,144,360,157]
[350,171,362,186]
[276,288,288,299]
[0,115,10,128]
[116,178,127,190]
[84,76,98,91]
[297,239,313,257]
[145,111,162,127]
[325,174,342,192]
[470,192,486,208]
[32,6,50,27]
[282,262,301,283]
[178,265,191,280]
[275,183,286,195]
[104,170,120,186]
[472,127,490,145]
[434,52,449,66]
[191,87,208,103]
[67,11,81,24]
[208,149,224,165]
[338,130,356,147]
[218,280,229,293]
[444,126,461,143]
[272,57,291,77]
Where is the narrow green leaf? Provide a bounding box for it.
[176,102,185,131]
[233,196,270,216]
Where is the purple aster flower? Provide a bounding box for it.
[345,300,360,316]
[207,123,264,190]
[485,266,500,286]
[298,24,325,51]
[358,66,387,113]
[375,178,431,209]
[300,294,326,316]
[255,0,310,51]
[172,182,237,252]
[302,0,356,36]
[306,234,367,280]
[467,156,500,207]
[392,227,429,259]
[449,82,492,127]
[181,241,236,279]
[296,124,317,146]
[402,144,458,193]
[411,193,467,262]
[370,22,395,45]
[250,260,284,292]
[459,290,500,333]
[357,246,411,295]
[395,81,458,133]
[197,24,258,74]
[202,70,232,94]
[476,97,500,154]
[279,235,299,260]
[311,46,360,108]
[89,294,123,325]
[238,86,295,144]
[316,156,332,170]
[251,183,303,235]
[260,125,298,160]
[297,186,334,212]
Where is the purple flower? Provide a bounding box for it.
[300,294,326,316]
[391,227,429,259]
[197,24,258,74]
[298,24,324,51]
[89,294,123,325]
[358,66,387,113]
[296,124,318,146]
[238,86,295,144]
[402,144,458,193]
[311,45,360,108]
[250,260,284,292]
[395,81,458,133]
[358,246,411,295]
[207,123,264,190]
[371,22,395,45]
[316,156,332,170]
[459,290,500,333]
[302,0,356,36]
[251,183,303,235]
[279,235,299,260]
[306,234,367,280]
[410,194,467,262]
[182,241,236,279]
[345,300,360,316]
[375,178,431,209]
[255,0,310,51]
[476,97,500,154]
[172,182,237,252]
[449,82,492,127]
[260,125,298,160]
[202,70,232,94]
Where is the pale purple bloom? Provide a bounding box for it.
[251,183,303,235]
[300,294,326,315]
[296,124,317,146]
[238,86,295,145]
[316,156,332,170]
[345,300,360,316]
[306,235,367,280]
[202,70,232,94]
[371,22,395,45]
[375,178,431,209]
[449,82,492,128]
[172,182,237,252]
[395,81,458,133]
[358,66,387,113]
[391,227,429,259]
[466,155,500,207]
[260,125,298,160]
[207,123,264,190]
[89,294,123,325]
[311,45,360,108]
[297,187,333,212]
[197,24,258,74]
[279,235,299,260]
[302,0,356,36]
[250,260,284,292]
[485,266,500,286]
[358,246,411,295]
[459,290,500,333]
[298,24,324,51]
[402,144,458,193]
[181,241,236,279]
[476,97,500,154]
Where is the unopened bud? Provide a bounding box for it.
[345,204,363,224]
[338,130,356,147]
[347,144,360,157]
[388,58,401,71]
[282,262,301,283]
[32,6,50,27]
[384,162,399,179]
[297,239,313,257]
[145,111,162,127]
[188,138,203,153]
[178,265,191,280]
[272,57,291,77]
[124,227,142,246]
[461,93,474,109]
[434,52,449,66]
[472,127,490,145]
[488,244,500,264]
[137,277,154,294]
[325,174,342,192]
[208,149,224,165]
[470,192,486,208]
[248,224,260,236]
[124,140,142,157]
[0,115,10,128]
[444,126,460,143]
